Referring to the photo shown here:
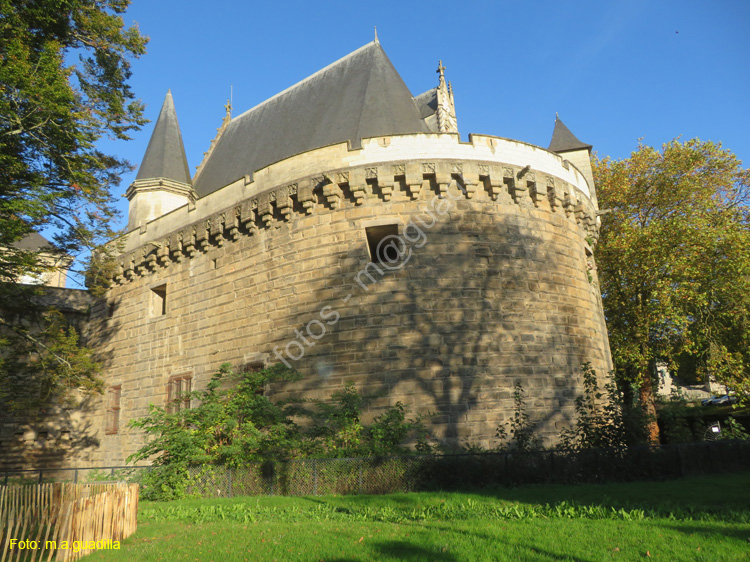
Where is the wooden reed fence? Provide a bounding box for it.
[0,482,138,562]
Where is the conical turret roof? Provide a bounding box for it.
[193,41,431,197]
[548,115,592,154]
[136,90,192,184]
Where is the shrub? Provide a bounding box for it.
[128,364,429,500]
[495,383,542,452]
[559,363,648,452]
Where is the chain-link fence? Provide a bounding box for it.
[3,440,749,497]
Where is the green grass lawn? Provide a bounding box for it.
[87,472,750,562]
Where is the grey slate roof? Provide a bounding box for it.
[12,232,54,251]
[193,41,431,197]
[136,90,192,184]
[548,115,592,154]
[413,88,438,119]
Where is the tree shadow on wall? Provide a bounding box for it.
[0,291,120,471]
[272,188,604,449]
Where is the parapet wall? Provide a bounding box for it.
[111,133,599,280]
[117,133,596,253]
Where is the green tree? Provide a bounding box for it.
[128,364,304,497]
[0,0,147,404]
[594,139,750,443]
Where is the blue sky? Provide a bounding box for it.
[97,0,748,250]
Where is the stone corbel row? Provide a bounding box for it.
[110,160,598,285]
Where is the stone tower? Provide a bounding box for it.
[125,91,196,231]
[77,40,614,465]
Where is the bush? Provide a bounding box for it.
[128,364,429,500]
[559,363,648,452]
[495,383,542,452]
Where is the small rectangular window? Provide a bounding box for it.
[365,224,399,265]
[105,385,121,435]
[167,374,192,413]
[151,284,167,316]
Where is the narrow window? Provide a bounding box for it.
[167,374,192,413]
[151,284,167,316]
[365,224,399,265]
[105,385,121,435]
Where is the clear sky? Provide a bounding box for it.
[92,0,748,270]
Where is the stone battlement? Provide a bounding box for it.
[111,136,600,286]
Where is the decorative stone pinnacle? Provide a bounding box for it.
[435,61,457,134]
[222,99,232,127]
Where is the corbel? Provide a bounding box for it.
[297,178,315,214]
[276,187,292,221]
[376,166,393,201]
[348,168,366,205]
[405,162,422,200]
[228,206,241,240]
[322,173,341,208]
[435,161,452,198]
[170,232,184,263]
[258,192,273,227]
[240,199,258,235]
[210,214,226,247]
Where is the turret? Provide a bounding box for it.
[548,115,597,207]
[126,91,195,231]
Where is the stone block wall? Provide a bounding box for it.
[82,153,611,466]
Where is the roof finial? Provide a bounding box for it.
[437,60,446,77]
[374,26,379,43]
[555,112,559,120]
[223,100,231,124]
[222,85,233,125]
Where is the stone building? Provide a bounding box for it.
[0,233,94,470]
[9,232,72,288]
[4,39,613,469]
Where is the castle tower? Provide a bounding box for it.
[548,115,597,208]
[125,91,195,231]
[83,41,614,465]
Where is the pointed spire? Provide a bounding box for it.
[374,26,379,43]
[435,60,458,134]
[136,90,192,184]
[548,114,592,154]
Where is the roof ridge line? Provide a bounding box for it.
[230,41,379,124]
